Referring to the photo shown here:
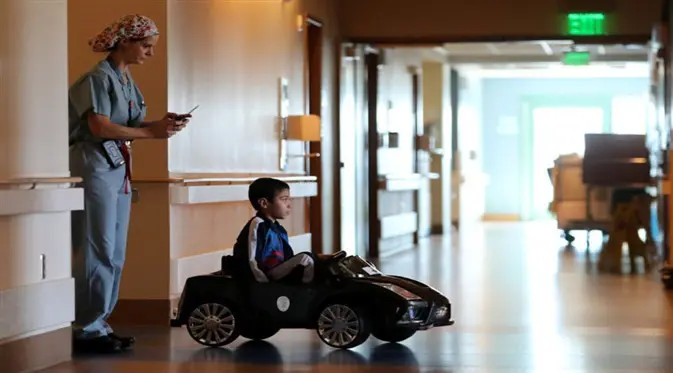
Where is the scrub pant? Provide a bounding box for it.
[70,142,131,340]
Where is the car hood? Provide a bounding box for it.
[352,274,450,304]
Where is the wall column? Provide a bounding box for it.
[422,61,453,234]
[0,0,80,371]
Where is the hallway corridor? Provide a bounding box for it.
[41,222,673,372]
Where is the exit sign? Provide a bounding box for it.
[563,51,591,65]
[567,13,606,36]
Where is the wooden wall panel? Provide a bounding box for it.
[68,0,170,180]
[166,0,338,253]
[338,0,659,42]
[166,0,336,174]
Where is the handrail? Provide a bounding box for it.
[135,174,317,186]
[0,177,82,190]
[180,176,317,186]
[378,172,440,181]
[379,173,422,181]
[378,172,439,192]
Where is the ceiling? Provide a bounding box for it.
[438,41,649,64]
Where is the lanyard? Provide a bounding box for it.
[105,57,134,124]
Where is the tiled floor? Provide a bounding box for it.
[41,222,673,372]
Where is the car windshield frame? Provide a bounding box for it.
[337,256,382,278]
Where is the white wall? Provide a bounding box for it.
[0,0,77,344]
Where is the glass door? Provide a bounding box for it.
[530,107,605,220]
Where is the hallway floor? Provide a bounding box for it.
[41,222,673,372]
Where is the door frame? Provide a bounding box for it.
[305,15,325,253]
[364,48,381,258]
[409,65,424,242]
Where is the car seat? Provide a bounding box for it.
[220,255,238,277]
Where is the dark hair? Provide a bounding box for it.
[248,178,290,210]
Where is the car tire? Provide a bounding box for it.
[316,303,371,349]
[186,301,240,347]
[372,326,416,343]
[241,324,280,340]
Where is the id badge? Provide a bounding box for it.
[101,140,126,169]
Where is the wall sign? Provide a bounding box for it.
[566,13,606,36]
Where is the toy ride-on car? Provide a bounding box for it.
[170,250,455,349]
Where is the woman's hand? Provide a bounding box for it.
[166,112,191,132]
[148,113,190,138]
[170,112,191,131]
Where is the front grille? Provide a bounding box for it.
[423,302,450,324]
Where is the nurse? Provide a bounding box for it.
[68,14,188,353]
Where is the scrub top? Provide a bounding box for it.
[68,58,147,146]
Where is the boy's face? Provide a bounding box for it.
[259,188,292,220]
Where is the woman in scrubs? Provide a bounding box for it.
[68,14,188,353]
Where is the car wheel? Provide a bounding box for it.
[186,302,240,347]
[316,303,371,349]
[241,325,280,340]
[372,326,416,343]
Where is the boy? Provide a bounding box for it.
[233,178,316,283]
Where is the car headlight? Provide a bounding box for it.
[374,283,422,300]
[434,306,448,319]
[399,305,420,322]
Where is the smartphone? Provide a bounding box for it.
[177,105,199,120]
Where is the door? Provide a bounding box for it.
[530,106,605,220]
[339,45,358,255]
[364,49,381,258]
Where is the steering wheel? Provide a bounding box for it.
[323,250,347,276]
[323,250,346,265]
[330,250,347,260]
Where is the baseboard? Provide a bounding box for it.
[430,223,460,234]
[379,212,418,240]
[0,326,71,373]
[482,213,521,222]
[379,233,416,258]
[430,225,443,235]
[107,299,172,326]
